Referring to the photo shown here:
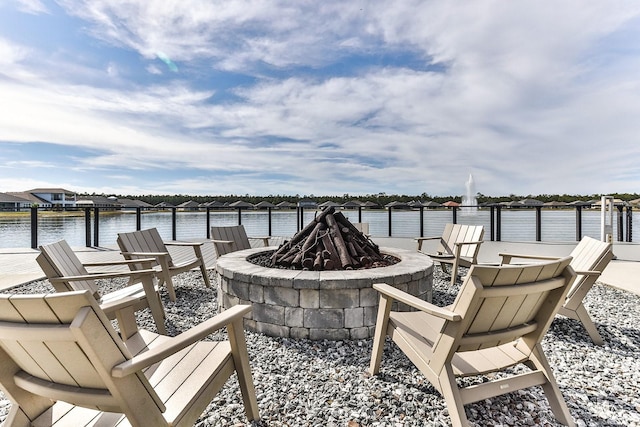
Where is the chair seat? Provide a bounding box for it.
[98,283,157,315]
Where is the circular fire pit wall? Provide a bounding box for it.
[215,247,433,340]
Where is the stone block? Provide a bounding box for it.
[344,307,364,328]
[309,328,350,341]
[249,284,264,303]
[319,288,359,308]
[360,287,379,307]
[222,293,239,310]
[228,280,249,300]
[304,309,344,329]
[285,307,304,327]
[300,289,319,308]
[264,286,299,307]
[349,327,370,340]
[252,303,285,325]
[364,306,378,327]
[290,327,310,340]
[255,321,290,338]
[293,271,320,289]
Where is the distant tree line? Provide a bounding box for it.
[87,192,640,207]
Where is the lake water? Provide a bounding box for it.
[0,208,636,248]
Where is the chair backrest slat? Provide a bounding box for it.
[438,223,484,259]
[566,236,613,299]
[211,225,251,256]
[118,228,174,268]
[37,241,100,299]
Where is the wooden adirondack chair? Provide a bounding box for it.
[415,223,484,286]
[353,222,370,237]
[37,240,166,339]
[369,257,577,427]
[117,228,211,302]
[210,225,271,258]
[0,290,260,427]
[498,236,614,345]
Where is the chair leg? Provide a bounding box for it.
[139,274,166,335]
[574,304,604,345]
[228,318,260,421]
[526,345,576,427]
[199,263,211,288]
[438,365,470,426]
[368,293,393,375]
[193,246,212,288]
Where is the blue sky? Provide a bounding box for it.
[1,1,640,197]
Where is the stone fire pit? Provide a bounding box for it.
[215,246,433,340]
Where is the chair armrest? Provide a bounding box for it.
[120,251,170,258]
[48,269,157,283]
[573,270,601,276]
[83,258,156,268]
[453,240,483,247]
[414,236,442,251]
[499,252,560,264]
[211,239,234,245]
[111,304,253,377]
[249,236,272,245]
[373,283,461,321]
[164,241,204,247]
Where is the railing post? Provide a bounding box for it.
[136,207,142,231]
[575,205,582,241]
[93,207,99,247]
[535,206,542,242]
[490,205,495,241]
[30,206,38,249]
[171,207,177,240]
[298,207,304,231]
[268,207,272,236]
[237,208,242,225]
[452,206,457,224]
[85,208,91,247]
[496,205,502,241]
[206,207,211,239]
[419,206,424,238]
[358,206,362,223]
[627,206,633,242]
[617,205,624,242]
[388,207,392,237]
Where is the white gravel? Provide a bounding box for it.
[1,268,639,427]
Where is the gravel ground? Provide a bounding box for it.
[1,268,639,427]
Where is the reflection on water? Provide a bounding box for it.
[0,209,636,248]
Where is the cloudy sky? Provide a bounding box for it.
[1,1,639,198]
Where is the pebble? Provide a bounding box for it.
[1,267,639,426]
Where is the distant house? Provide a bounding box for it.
[117,198,153,209]
[26,188,76,208]
[7,191,52,208]
[297,199,317,208]
[155,202,175,208]
[276,201,297,209]
[0,192,32,210]
[76,195,121,209]
[176,200,201,210]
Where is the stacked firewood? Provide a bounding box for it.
[270,207,384,270]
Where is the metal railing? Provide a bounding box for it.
[15,204,634,249]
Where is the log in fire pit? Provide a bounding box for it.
[269,206,395,270]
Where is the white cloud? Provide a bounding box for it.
[14,0,49,14]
